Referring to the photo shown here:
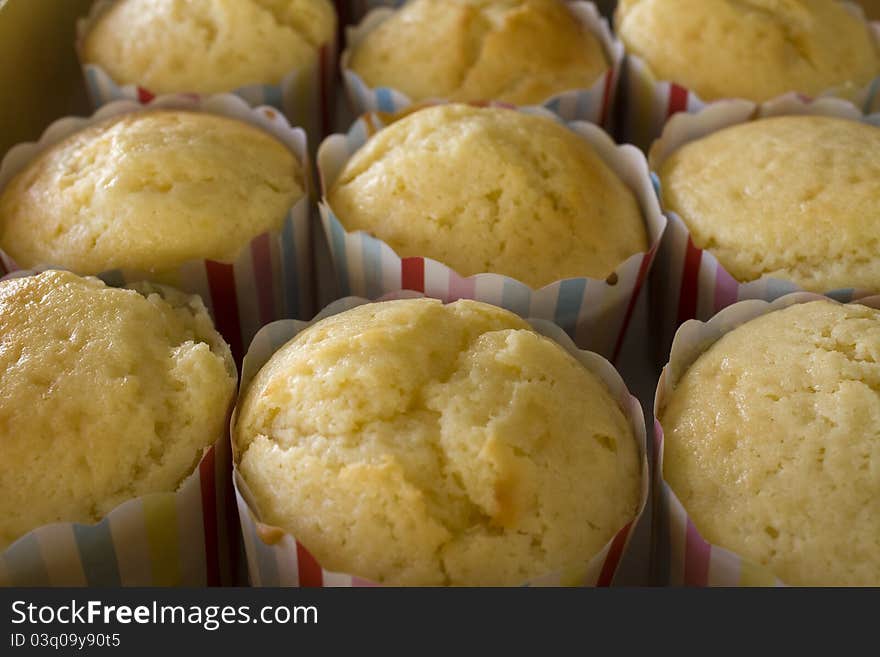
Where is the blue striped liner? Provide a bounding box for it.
[555,279,587,337]
[3,534,50,586]
[262,85,284,112]
[501,279,531,318]
[73,521,121,587]
[826,288,855,303]
[575,90,591,119]
[329,217,351,297]
[281,213,300,319]
[85,67,103,106]
[864,77,880,114]
[362,235,383,299]
[376,87,395,113]
[765,278,801,300]
[555,278,587,337]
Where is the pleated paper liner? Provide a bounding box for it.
[316,103,666,361]
[340,1,623,130]
[648,94,880,367]
[614,3,880,150]
[76,0,338,144]
[232,294,650,587]
[0,93,314,366]
[653,292,880,586]
[0,271,238,587]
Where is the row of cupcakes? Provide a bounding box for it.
[72,0,880,148]
[3,271,877,586]
[0,270,649,587]
[4,91,878,363]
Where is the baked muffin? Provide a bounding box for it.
[326,104,648,288]
[347,0,608,105]
[234,298,641,586]
[81,0,337,94]
[0,270,236,551]
[0,110,304,276]
[656,114,880,293]
[616,0,880,103]
[660,300,880,586]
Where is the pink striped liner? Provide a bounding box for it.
[0,94,314,361]
[653,292,880,587]
[615,5,880,150]
[340,2,624,130]
[233,295,651,587]
[316,103,667,360]
[76,0,338,145]
[649,94,880,366]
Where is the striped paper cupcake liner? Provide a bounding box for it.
[76,0,338,144]
[614,5,880,149]
[316,104,666,360]
[0,94,313,366]
[340,1,623,130]
[648,94,880,366]
[0,271,238,587]
[232,294,650,587]
[653,292,880,586]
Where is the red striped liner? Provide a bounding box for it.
[206,261,244,366]
[401,257,425,293]
[198,446,221,587]
[296,542,324,587]
[676,237,703,327]
[598,69,615,129]
[611,247,655,362]
[667,84,689,118]
[596,521,633,587]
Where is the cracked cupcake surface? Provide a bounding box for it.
[0,110,304,276]
[82,0,337,94]
[616,0,880,103]
[327,104,647,289]
[656,115,880,293]
[660,300,880,586]
[0,270,236,551]
[234,298,640,586]
[348,0,608,105]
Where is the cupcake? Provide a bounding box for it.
[658,298,880,586]
[318,103,663,357]
[0,102,310,359]
[0,270,236,583]
[328,104,645,287]
[0,110,304,277]
[657,114,880,293]
[79,0,338,136]
[650,105,880,359]
[234,297,643,586]
[342,0,620,124]
[614,0,880,146]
